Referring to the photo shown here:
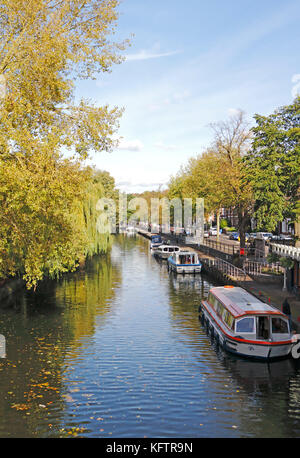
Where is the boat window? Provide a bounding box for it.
[224,311,234,329]
[223,310,229,322]
[209,294,218,310]
[272,317,289,334]
[208,293,216,309]
[216,302,224,317]
[257,316,270,340]
[236,317,255,333]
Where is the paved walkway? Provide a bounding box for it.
[237,279,300,332]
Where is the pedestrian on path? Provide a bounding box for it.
[282,298,292,330]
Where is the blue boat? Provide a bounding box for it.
[150,234,163,250]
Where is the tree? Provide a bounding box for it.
[245,96,300,234]
[176,149,234,240]
[209,110,253,248]
[168,112,253,245]
[0,1,128,288]
[0,0,127,159]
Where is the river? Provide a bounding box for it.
[0,234,300,438]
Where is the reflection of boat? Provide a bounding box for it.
[167,251,202,274]
[125,226,137,235]
[150,234,163,250]
[199,286,299,360]
[170,272,204,291]
[154,245,180,260]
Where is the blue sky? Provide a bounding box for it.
[79,0,300,193]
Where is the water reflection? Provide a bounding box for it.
[0,236,299,437]
[0,253,121,437]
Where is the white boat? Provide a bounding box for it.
[154,245,180,259]
[150,234,163,250]
[167,251,202,274]
[199,286,299,360]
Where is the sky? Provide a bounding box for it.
[77,0,300,194]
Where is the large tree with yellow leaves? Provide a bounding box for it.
[0,1,128,288]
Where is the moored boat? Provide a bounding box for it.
[154,245,180,259]
[167,250,202,274]
[199,286,300,360]
[150,234,163,250]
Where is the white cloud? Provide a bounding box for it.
[227,108,242,117]
[292,74,300,98]
[117,139,144,152]
[125,49,181,62]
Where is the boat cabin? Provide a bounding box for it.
[207,286,290,342]
[154,245,180,259]
[168,250,202,273]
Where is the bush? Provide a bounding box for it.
[224,226,236,233]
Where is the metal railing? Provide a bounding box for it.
[201,238,243,255]
[270,243,300,261]
[201,257,247,281]
[243,260,284,276]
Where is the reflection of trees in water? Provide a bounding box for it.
[55,253,122,342]
[113,234,149,256]
[113,233,138,251]
[0,252,122,437]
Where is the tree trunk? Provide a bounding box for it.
[295,219,300,248]
[283,268,287,291]
[216,208,220,242]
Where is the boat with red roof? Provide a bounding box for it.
[199,286,299,360]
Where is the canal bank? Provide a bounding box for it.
[138,230,300,332]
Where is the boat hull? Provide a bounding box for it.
[154,252,173,260]
[168,260,202,274]
[199,304,292,360]
[150,243,162,250]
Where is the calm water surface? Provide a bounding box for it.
[0,235,300,438]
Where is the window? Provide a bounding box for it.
[208,294,217,309]
[216,302,224,318]
[272,317,289,334]
[236,317,255,333]
[257,316,270,340]
[224,311,234,329]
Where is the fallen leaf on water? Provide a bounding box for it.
[11,404,29,411]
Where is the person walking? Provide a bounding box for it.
[282,298,292,331]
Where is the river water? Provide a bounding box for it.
[0,234,300,438]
